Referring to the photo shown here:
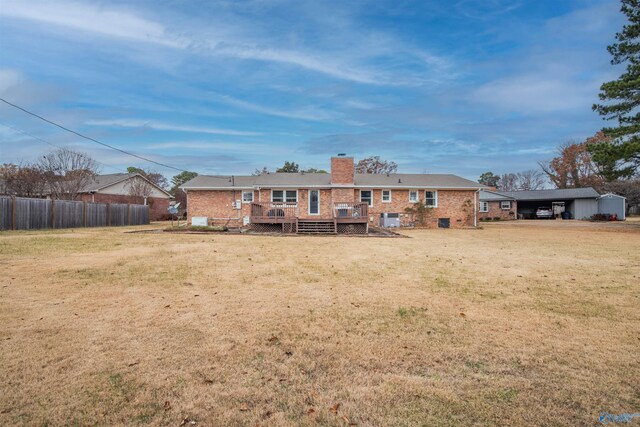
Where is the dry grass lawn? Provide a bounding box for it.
[1,220,639,426]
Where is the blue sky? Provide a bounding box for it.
[0,0,624,180]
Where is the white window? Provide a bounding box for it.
[360,190,373,207]
[479,201,489,212]
[409,191,419,203]
[382,190,391,203]
[272,190,298,203]
[242,191,254,203]
[500,201,511,210]
[425,191,437,207]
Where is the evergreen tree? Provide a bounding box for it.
[170,171,198,196]
[592,0,640,179]
[478,171,500,187]
[276,161,300,173]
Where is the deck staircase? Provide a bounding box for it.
[296,220,336,234]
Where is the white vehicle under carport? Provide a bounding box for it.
[535,207,554,219]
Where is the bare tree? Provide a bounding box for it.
[498,173,518,191]
[498,170,546,191]
[355,156,398,174]
[516,169,546,190]
[127,176,154,205]
[39,149,99,200]
[126,167,168,189]
[252,166,270,176]
[0,163,48,197]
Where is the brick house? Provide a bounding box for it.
[76,173,172,221]
[180,156,486,233]
[478,189,517,220]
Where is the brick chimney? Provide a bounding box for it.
[331,156,354,185]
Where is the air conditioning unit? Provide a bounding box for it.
[192,217,208,226]
[379,212,400,228]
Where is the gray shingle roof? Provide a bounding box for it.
[354,173,483,188]
[179,174,325,189]
[79,173,135,192]
[180,173,486,190]
[494,187,600,201]
[478,189,516,201]
[78,173,172,196]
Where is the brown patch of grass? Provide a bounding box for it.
[0,221,639,425]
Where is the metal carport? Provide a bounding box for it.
[493,188,600,220]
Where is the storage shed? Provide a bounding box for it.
[597,193,626,220]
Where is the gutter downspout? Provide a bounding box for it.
[231,175,235,211]
[474,190,479,227]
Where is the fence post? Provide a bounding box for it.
[83,201,87,227]
[127,203,131,226]
[107,203,111,226]
[11,196,16,230]
[51,199,56,229]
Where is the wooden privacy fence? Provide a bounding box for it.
[0,196,149,230]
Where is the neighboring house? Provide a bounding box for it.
[76,173,172,221]
[480,187,601,219]
[180,156,486,233]
[478,189,517,220]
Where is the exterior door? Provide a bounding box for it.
[309,190,320,215]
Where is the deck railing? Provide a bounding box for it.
[250,201,368,221]
[332,202,368,219]
[250,202,299,219]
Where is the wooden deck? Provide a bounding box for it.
[249,202,369,233]
[250,202,368,223]
[250,202,299,224]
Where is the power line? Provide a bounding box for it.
[0,122,126,174]
[0,97,187,172]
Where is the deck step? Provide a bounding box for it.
[297,221,336,234]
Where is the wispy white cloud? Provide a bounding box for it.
[471,74,599,114]
[212,44,381,84]
[469,2,620,116]
[86,119,262,136]
[512,147,555,155]
[455,0,522,20]
[0,68,62,106]
[208,92,339,121]
[0,1,186,48]
[0,0,452,86]
[142,140,291,155]
[0,69,23,92]
[341,99,378,110]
